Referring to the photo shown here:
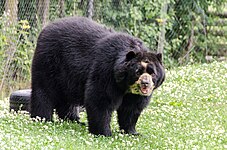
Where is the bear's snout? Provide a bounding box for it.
[128,73,154,96]
[140,76,151,87]
[138,73,154,95]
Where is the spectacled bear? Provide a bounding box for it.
[31,16,165,136]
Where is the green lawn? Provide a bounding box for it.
[0,61,226,150]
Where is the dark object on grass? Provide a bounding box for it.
[9,89,85,114]
[10,89,31,112]
[31,16,165,136]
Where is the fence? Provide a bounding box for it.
[0,0,227,96]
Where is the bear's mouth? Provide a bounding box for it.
[140,84,150,95]
[128,73,154,96]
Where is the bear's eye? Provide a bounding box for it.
[135,68,143,76]
[147,65,154,74]
[135,69,140,76]
[144,59,149,63]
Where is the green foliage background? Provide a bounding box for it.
[0,0,226,95]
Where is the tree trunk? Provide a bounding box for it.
[0,0,18,91]
[87,0,94,19]
[59,0,65,18]
[37,0,50,27]
[179,21,195,64]
[5,0,18,25]
[157,3,168,60]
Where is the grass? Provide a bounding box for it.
[0,61,227,150]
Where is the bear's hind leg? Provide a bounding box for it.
[56,104,85,125]
[30,88,54,121]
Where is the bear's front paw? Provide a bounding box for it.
[103,131,112,137]
[120,128,140,136]
[129,131,140,136]
[89,128,112,137]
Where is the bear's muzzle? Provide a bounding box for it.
[128,73,154,96]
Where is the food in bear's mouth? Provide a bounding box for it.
[128,73,154,96]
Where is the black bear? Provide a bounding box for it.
[31,16,165,136]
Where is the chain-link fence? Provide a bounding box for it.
[0,0,227,96]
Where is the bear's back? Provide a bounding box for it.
[33,17,115,75]
[37,17,113,54]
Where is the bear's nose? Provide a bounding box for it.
[141,80,149,87]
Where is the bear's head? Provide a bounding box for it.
[114,50,165,96]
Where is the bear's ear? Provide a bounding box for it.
[126,51,136,61]
[156,53,163,63]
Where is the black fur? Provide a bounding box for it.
[31,17,165,136]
